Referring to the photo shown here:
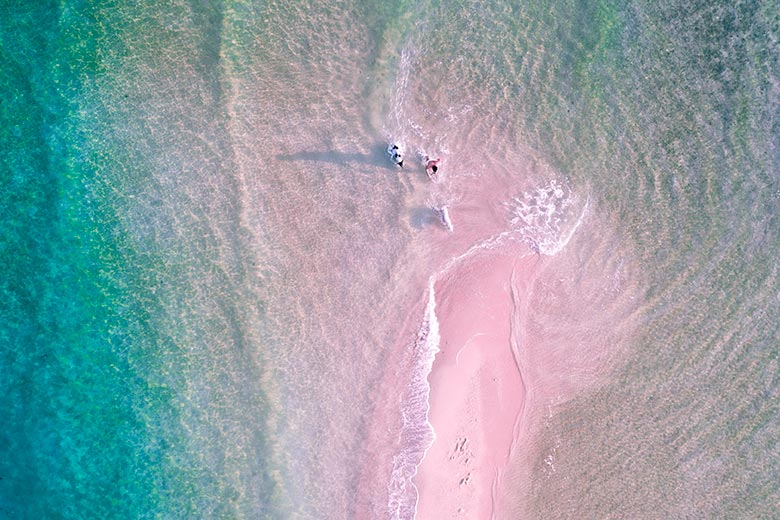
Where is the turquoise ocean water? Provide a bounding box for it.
[1,1,778,518]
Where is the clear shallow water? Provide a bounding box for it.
[1,1,778,519]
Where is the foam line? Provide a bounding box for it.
[386,278,440,520]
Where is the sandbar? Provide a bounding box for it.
[414,252,533,519]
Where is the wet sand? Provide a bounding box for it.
[414,252,534,519]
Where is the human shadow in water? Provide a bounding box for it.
[276,143,396,170]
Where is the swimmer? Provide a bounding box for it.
[424,156,441,181]
[388,144,404,168]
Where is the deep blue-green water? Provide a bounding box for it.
[1,0,778,518]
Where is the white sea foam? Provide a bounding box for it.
[386,279,439,520]
[439,206,453,232]
[506,180,589,256]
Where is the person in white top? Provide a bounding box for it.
[388,144,404,168]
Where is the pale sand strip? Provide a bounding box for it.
[414,252,531,519]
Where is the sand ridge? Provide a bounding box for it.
[414,252,536,519]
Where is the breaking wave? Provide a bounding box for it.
[386,279,439,520]
[506,180,589,256]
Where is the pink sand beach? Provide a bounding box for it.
[414,252,537,519]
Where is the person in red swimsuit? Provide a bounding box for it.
[425,156,441,181]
